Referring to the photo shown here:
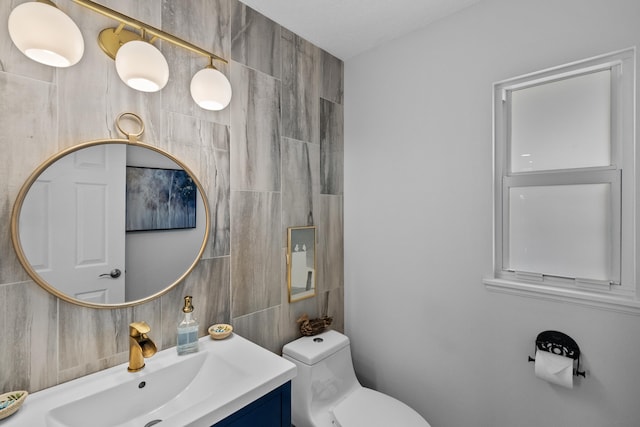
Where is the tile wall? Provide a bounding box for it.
[0,0,343,392]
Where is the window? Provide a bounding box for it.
[485,48,639,313]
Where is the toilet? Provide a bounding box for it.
[282,330,431,427]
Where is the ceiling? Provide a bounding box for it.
[238,0,481,60]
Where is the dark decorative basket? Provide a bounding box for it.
[297,313,333,336]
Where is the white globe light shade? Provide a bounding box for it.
[190,68,232,111]
[115,41,169,92]
[8,1,84,67]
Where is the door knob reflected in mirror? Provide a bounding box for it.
[99,269,122,279]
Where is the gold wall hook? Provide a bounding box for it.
[115,112,145,143]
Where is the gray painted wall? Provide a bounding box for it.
[345,0,640,426]
[0,0,343,393]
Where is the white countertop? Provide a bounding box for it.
[0,333,296,427]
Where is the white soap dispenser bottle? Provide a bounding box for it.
[177,295,199,355]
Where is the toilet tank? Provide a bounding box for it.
[282,331,361,427]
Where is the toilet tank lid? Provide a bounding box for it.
[282,330,350,365]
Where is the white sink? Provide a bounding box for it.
[0,334,296,427]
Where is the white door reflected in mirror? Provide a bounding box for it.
[20,144,126,304]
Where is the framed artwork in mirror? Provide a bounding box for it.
[126,166,197,232]
[287,226,317,302]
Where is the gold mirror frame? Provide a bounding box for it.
[10,116,210,309]
[286,226,317,303]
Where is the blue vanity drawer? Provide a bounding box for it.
[212,382,291,427]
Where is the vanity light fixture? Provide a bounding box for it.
[190,58,233,111]
[113,31,170,92]
[8,0,84,67]
[7,0,231,109]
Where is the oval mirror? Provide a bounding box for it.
[11,138,210,308]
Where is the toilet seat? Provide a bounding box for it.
[331,388,430,427]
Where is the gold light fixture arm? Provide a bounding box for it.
[71,0,227,64]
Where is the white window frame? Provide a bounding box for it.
[484,48,640,315]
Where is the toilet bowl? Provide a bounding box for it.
[282,330,431,427]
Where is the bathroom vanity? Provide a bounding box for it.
[0,334,295,427]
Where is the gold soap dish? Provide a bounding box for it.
[208,324,233,340]
[0,391,28,420]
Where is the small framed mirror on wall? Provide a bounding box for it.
[287,226,317,302]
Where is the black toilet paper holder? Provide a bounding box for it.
[527,330,586,378]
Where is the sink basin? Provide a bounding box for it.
[0,334,296,427]
[48,352,212,427]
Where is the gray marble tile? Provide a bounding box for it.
[232,305,281,354]
[231,191,281,317]
[231,2,281,78]
[322,287,344,334]
[194,257,231,328]
[281,28,320,144]
[230,63,281,191]
[165,112,209,177]
[58,302,133,373]
[164,112,229,168]
[159,257,231,351]
[320,99,344,195]
[0,281,58,392]
[98,0,161,26]
[321,50,344,105]
[206,148,231,257]
[0,73,56,285]
[279,255,321,346]
[0,73,58,176]
[58,351,129,385]
[317,195,344,294]
[56,63,164,147]
[0,192,29,287]
[282,138,320,242]
[162,0,229,67]
[166,113,231,257]
[162,0,231,125]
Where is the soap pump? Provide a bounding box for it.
[177,295,199,355]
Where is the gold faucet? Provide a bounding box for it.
[128,321,157,372]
